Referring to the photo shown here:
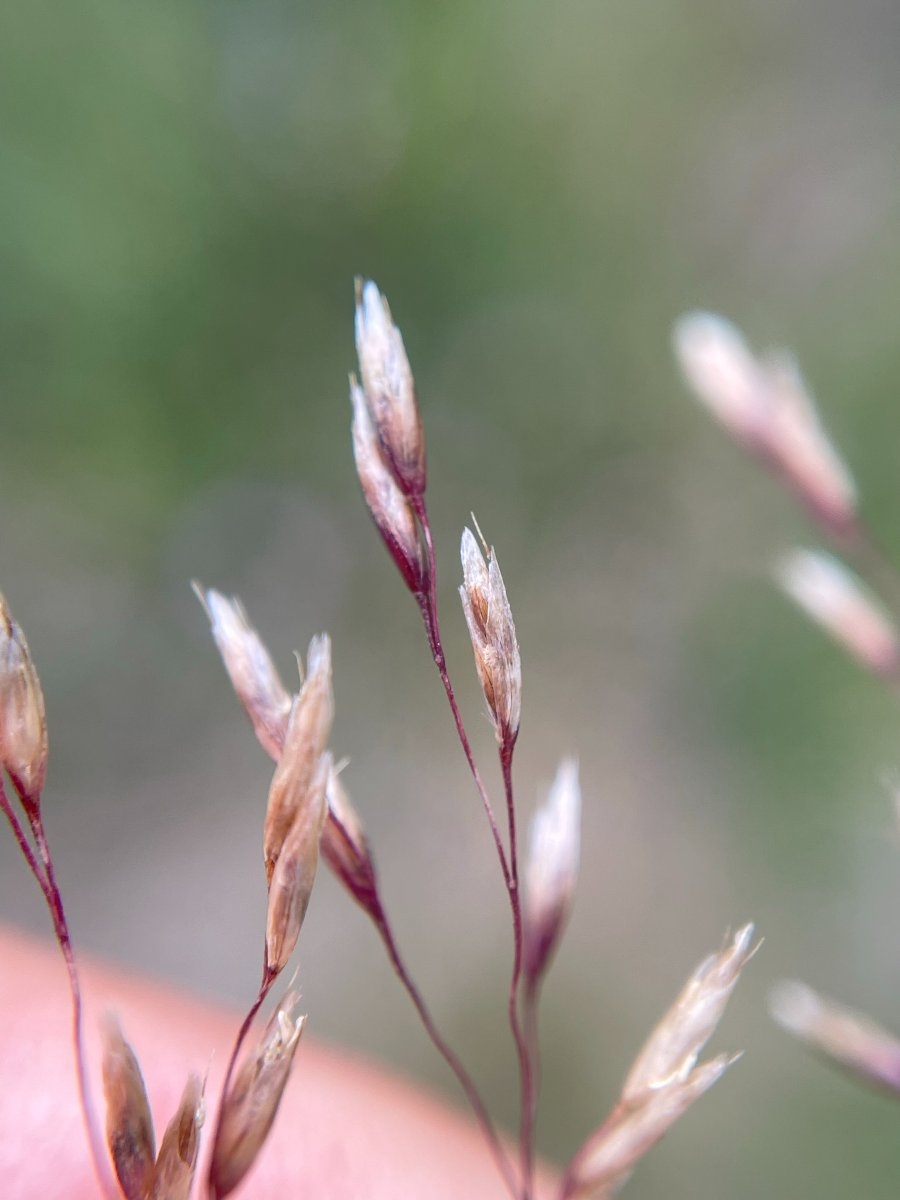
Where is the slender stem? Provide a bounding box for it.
[501,742,535,1200]
[207,962,277,1199]
[26,811,121,1200]
[0,783,47,890]
[373,908,521,1199]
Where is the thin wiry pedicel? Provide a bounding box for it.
[459,526,522,744]
[673,311,857,535]
[0,593,48,810]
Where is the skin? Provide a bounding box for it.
[0,926,556,1200]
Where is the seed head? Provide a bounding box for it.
[524,758,581,987]
[210,992,306,1200]
[622,923,756,1107]
[459,526,521,744]
[351,376,426,594]
[193,586,292,763]
[354,278,426,497]
[565,1054,737,1198]
[101,1015,156,1200]
[266,752,331,974]
[0,594,48,810]
[776,549,900,680]
[263,635,333,883]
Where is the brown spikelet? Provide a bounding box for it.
[101,1016,156,1200]
[210,994,306,1200]
[459,526,521,744]
[0,594,48,810]
[265,752,331,974]
[263,635,333,883]
[152,1074,204,1200]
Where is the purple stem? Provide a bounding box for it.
[17,800,121,1200]
[501,741,536,1200]
[372,906,520,1199]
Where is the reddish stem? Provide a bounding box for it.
[372,907,520,1199]
[18,802,121,1200]
[501,741,535,1200]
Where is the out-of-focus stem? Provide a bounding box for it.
[23,809,121,1200]
[372,906,520,1199]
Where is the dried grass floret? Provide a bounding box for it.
[193,586,292,762]
[0,592,48,809]
[354,277,426,498]
[152,1074,204,1200]
[459,525,522,744]
[263,634,333,883]
[101,1016,156,1200]
[210,992,306,1200]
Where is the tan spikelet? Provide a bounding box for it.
[354,278,426,497]
[263,635,333,882]
[193,586,292,763]
[459,526,521,743]
[101,1016,156,1200]
[152,1074,204,1200]
[210,993,306,1200]
[351,376,425,593]
[0,594,48,808]
[266,752,331,974]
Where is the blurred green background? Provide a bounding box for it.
[4,0,900,1196]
